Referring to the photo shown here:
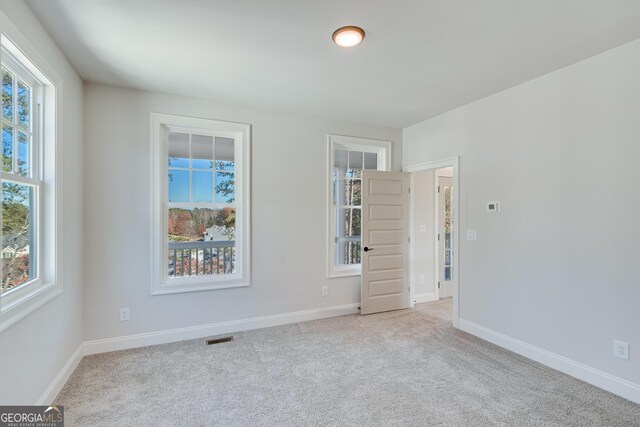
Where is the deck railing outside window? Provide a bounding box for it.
[168,240,235,277]
[340,236,361,265]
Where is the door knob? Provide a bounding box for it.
[363,247,374,252]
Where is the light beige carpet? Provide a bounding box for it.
[56,299,640,426]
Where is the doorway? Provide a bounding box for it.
[406,158,459,327]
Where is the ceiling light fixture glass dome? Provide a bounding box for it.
[332,26,365,47]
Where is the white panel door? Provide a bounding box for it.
[361,170,409,315]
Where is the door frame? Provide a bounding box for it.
[405,157,459,328]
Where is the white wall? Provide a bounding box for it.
[411,169,435,299]
[404,39,640,386]
[0,1,83,404]
[83,83,401,341]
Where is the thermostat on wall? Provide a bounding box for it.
[487,201,500,212]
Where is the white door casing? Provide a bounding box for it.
[361,170,410,314]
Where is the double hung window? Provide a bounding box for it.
[151,114,250,295]
[0,35,58,331]
[327,135,390,277]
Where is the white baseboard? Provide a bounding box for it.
[458,319,640,404]
[413,292,437,304]
[36,344,85,405]
[84,303,360,355]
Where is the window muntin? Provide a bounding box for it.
[327,135,390,278]
[151,114,250,295]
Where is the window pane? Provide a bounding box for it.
[348,151,364,169]
[364,152,377,170]
[444,186,452,232]
[215,172,235,203]
[168,207,236,277]
[168,133,189,168]
[1,181,35,293]
[193,171,213,203]
[17,131,29,176]
[17,80,30,129]
[214,137,234,171]
[2,68,12,121]
[334,149,347,169]
[191,134,213,169]
[168,169,189,202]
[333,150,363,205]
[346,169,362,178]
[342,208,361,237]
[2,123,13,172]
[332,169,339,204]
[347,151,363,178]
[334,208,361,265]
[343,179,361,206]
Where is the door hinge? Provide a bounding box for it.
[438,186,440,193]
[408,187,411,194]
[438,281,441,289]
[408,236,411,243]
[438,233,440,241]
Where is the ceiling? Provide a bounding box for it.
[25,0,640,128]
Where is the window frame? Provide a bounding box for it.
[326,134,391,278]
[150,113,251,295]
[0,31,59,333]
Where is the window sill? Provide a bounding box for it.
[151,280,250,296]
[327,268,362,279]
[0,282,61,333]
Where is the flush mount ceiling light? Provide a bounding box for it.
[332,26,365,47]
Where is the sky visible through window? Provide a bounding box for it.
[168,133,235,204]
[168,166,235,204]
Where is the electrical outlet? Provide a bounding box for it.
[419,225,427,234]
[419,274,425,284]
[467,229,477,241]
[119,308,130,322]
[613,340,629,360]
[321,286,328,297]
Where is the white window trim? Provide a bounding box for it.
[327,134,391,278]
[150,113,251,295]
[0,27,61,334]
